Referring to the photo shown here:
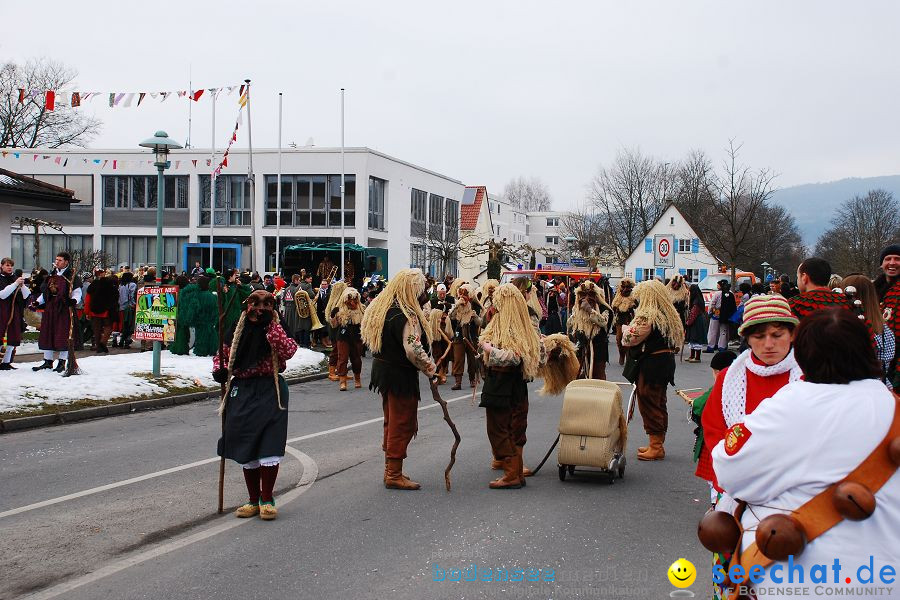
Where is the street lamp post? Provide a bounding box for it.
[139,131,183,377]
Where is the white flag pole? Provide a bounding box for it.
[245,79,256,273]
[340,88,345,282]
[276,92,283,275]
[209,88,216,269]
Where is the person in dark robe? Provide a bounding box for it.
[85,269,120,353]
[213,290,298,520]
[32,252,82,373]
[0,258,31,370]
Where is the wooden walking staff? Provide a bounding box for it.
[429,380,461,491]
[63,271,80,377]
[216,277,227,514]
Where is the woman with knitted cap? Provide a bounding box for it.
[361,268,436,490]
[621,279,684,461]
[479,282,545,489]
[213,290,298,520]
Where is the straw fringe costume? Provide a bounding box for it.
[214,291,298,520]
[427,306,453,384]
[361,269,436,490]
[330,287,365,391]
[324,281,348,380]
[567,280,612,380]
[611,278,637,366]
[449,283,482,390]
[479,283,546,489]
[621,279,684,461]
[667,275,690,329]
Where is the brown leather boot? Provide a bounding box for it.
[339,376,347,391]
[637,434,666,461]
[384,458,420,490]
[517,446,533,477]
[637,438,650,454]
[489,456,523,489]
[490,456,503,470]
[450,376,462,391]
[328,365,338,381]
[354,373,362,389]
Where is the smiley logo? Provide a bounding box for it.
[667,558,696,588]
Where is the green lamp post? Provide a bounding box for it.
[139,131,182,376]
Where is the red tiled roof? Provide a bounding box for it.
[460,186,486,231]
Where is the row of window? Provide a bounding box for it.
[410,188,459,240]
[103,175,189,210]
[9,234,187,272]
[643,237,701,254]
[631,267,707,283]
[409,244,458,278]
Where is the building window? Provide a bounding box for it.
[262,174,355,229]
[101,235,188,271]
[670,217,675,225]
[684,268,700,283]
[409,243,427,270]
[545,235,559,245]
[678,239,691,253]
[444,198,458,242]
[33,174,94,206]
[545,255,558,264]
[546,217,559,227]
[11,233,93,273]
[429,194,444,240]
[201,175,251,226]
[368,176,386,230]
[103,175,188,210]
[410,189,427,237]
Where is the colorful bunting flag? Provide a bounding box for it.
[45,91,55,111]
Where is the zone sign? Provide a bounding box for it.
[654,234,675,268]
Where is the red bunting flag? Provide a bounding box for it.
[18,89,25,104]
[71,92,81,107]
[192,159,198,167]
[222,156,228,167]
[192,89,204,102]
[45,91,55,111]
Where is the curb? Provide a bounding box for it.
[0,370,329,434]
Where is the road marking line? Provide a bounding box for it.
[0,391,476,520]
[19,447,318,600]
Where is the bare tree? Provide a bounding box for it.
[815,189,900,277]
[70,249,116,276]
[559,206,607,269]
[1,58,101,148]
[588,148,671,264]
[12,216,64,270]
[702,141,779,283]
[502,176,552,211]
[739,203,806,278]
[672,149,716,227]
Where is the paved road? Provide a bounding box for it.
[0,353,718,600]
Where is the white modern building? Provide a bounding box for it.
[485,193,528,245]
[1,147,464,279]
[622,204,719,283]
[526,211,565,266]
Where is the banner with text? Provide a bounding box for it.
[134,285,178,342]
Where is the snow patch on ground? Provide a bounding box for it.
[0,348,326,413]
[13,342,40,355]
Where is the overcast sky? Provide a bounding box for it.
[3,1,899,209]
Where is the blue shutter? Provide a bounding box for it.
[692,238,699,254]
[673,237,679,253]
[699,268,708,280]
[679,268,686,276]
[656,268,665,280]
[644,238,652,253]
[635,267,643,281]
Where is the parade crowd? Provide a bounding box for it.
[2,243,899,598]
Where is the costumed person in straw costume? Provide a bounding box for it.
[0,258,30,370]
[479,282,546,489]
[324,280,348,381]
[611,278,637,366]
[362,268,436,490]
[621,279,684,461]
[427,302,453,385]
[478,278,501,325]
[32,252,82,373]
[331,286,365,391]
[213,290,298,520]
[667,274,689,329]
[567,279,613,380]
[448,282,482,391]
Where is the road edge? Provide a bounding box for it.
[0,370,329,434]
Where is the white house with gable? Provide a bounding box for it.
[623,204,720,284]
